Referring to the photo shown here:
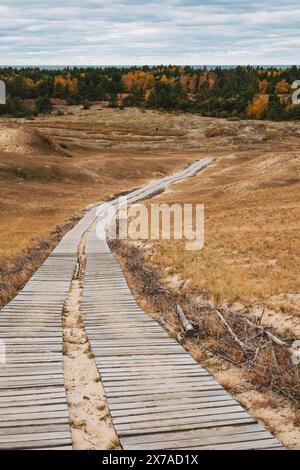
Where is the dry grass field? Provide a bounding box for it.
[1,103,299,321]
[143,149,300,337]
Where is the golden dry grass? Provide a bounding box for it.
[0,148,195,268]
[1,104,300,321]
[139,150,300,330]
[205,125,237,138]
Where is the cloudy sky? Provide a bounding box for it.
[0,0,299,65]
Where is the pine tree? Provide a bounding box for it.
[286,105,300,120]
[35,96,53,114]
[265,94,284,120]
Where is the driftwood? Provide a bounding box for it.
[176,305,194,336]
[222,306,287,347]
[222,306,300,365]
[191,300,299,360]
[201,300,246,350]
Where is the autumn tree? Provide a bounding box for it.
[246,94,268,119]
[0,65,299,120]
[275,79,290,94]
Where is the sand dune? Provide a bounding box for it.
[0,125,62,155]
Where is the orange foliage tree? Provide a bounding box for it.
[275,79,291,94]
[246,94,269,119]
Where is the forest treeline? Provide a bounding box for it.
[1,65,300,120]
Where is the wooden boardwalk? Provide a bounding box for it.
[81,159,284,451]
[0,210,96,449]
[81,252,283,450]
[0,158,284,449]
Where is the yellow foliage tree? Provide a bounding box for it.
[246,94,268,119]
[275,79,290,94]
[160,74,169,84]
[188,75,197,93]
[180,75,190,91]
[54,75,78,93]
[122,71,154,91]
[259,79,269,94]
[24,78,35,90]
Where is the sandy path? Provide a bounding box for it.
[62,221,120,450]
[63,278,120,450]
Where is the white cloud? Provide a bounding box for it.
[0,0,299,65]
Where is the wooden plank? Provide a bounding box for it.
[0,431,70,443]
[125,432,278,450]
[103,382,220,396]
[112,405,244,425]
[0,397,68,409]
[100,373,212,383]
[0,417,69,429]
[121,423,264,446]
[0,386,67,398]
[0,403,68,416]
[118,414,256,436]
[0,423,72,436]
[0,379,65,389]
[110,400,237,417]
[185,440,283,450]
[0,438,72,450]
[108,390,230,406]
[109,391,231,407]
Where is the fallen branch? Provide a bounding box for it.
[223,306,286,347]
[176,305,194,336]
[188,300,290,350]
[214,308,248,350]
[223,306,300,365]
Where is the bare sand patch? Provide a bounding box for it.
[63,278,120,450]
[0,125,60,155]
[238,389,300,450]
[215,366,300,450]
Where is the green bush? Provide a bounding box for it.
[35,96,53,114]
